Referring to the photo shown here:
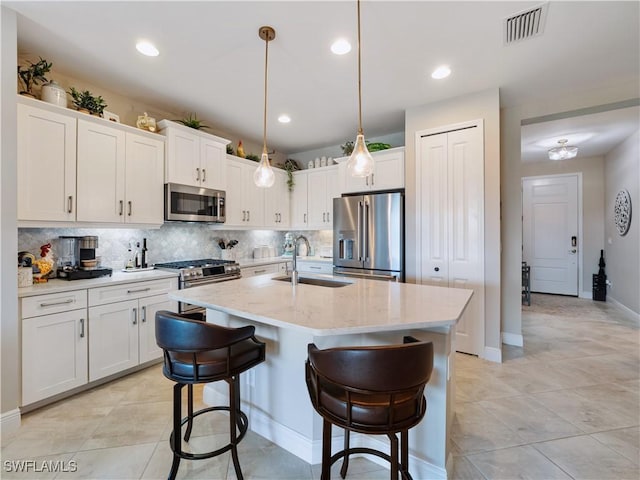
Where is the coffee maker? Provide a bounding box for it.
[56,236,113,280]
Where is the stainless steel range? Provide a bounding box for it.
[154,258,241,314]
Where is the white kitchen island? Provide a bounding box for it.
[169,273,472,479]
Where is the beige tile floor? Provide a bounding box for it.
[2,293,638,479]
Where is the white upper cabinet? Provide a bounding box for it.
[76,120,164,225]
[290,170,309,229]
[307,166,339,229]
[17,102,77,222]
[340,147,405,194]
[17,96,165,226]
[264,168,290,228]
[159,120,229,190]
[289,165,338,230]
[225,156,265,227]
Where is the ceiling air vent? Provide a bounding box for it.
[504,3,548,44]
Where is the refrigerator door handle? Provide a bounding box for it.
[334,269,399,282]
[363,201,369,262]
[358,201,363,261]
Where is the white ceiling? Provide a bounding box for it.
[7,1,640,154]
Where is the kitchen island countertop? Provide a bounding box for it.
[168,273,472,336]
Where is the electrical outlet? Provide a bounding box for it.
[606,279,612,288]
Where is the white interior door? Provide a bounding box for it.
[523,175,579,296]
[418,122,484,356]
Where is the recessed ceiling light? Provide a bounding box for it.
[136,41,159,57]
[431,65,451,79]
[278,114,291,124]
[331,39,351,55]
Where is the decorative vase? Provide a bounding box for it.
[41,81,67,107]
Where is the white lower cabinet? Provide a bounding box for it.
[295,261,333,275]
[240,263,282,278]
[22,297,88,405]
[88,278,178,381]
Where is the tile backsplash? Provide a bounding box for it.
[18,224,333,270]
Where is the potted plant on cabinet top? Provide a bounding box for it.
[284,158,300,191]
[68,87,107,116]
[17,57,52,97]
[174,113,210,130]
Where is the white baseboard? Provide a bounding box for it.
[580,290,592,299]
[202,385,447,477]
[1,409,21,439]
[482,346,502,363]
[501,331,524,347]
[607,296,640,325]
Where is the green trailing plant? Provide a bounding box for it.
[245,153,260,162]
[17,57,52,95]
[226,144,235,155]
[340,140,392,155]
[68,87,107,115]
[284,158,300,191]
[174,113,210,130]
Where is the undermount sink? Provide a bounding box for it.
[272,275,351,288]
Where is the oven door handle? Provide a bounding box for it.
[182,276,240,288]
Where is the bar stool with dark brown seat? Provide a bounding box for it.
[155,310,266,480]
[305,337,434,480]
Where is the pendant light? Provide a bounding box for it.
[548,139,578,161]
[254,26,276,188]
[346,0,374,178]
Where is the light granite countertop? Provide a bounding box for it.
[18,269,179,298]
[169,273,473,336]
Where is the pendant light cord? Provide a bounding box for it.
[357,0,363,135]
[263,29,270,155]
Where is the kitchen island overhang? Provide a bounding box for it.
[168,274,473,480]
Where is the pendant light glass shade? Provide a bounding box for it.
[346,0,374,178]
[347,134,374,177]
[548,139,578,161]
[254,26,276,188]
[253,152,275,187]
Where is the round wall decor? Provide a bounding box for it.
[614,189,632,236]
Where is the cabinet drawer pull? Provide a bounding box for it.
[132,307,138,325]
[196,167,201,182]
[141,305,147,323]
[323,212,326,222]
[247,210,250,222]
[202,169,206,182]
[366,176,369,186]
[371,173,374,185]
[254,269,266,274]
[119,200,124,216]
[304,213,307,223]
[40,298,74,307]
[80,318,85,338]
[310,266,321,270]
[67,195,73,214]
[327,211,330,222]
[126,287,151,294]
[242,210,246,221]
[128,201,132,216]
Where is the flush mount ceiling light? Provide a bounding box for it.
[253,26,277,188]
[346,0,374,178]
[278,114,291,124]
[548,139,578,160]
[135,41,159,57]
[431,65,451,79]
[331,38,352,55]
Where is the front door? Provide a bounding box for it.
[522,174,579,296]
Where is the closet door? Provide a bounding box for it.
[418,123,484,356]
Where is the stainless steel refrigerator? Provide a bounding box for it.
[333,191,404,282]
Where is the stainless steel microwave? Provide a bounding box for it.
[164,183,225,223]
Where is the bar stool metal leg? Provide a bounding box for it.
[321,419,332,480]
[339,429,350,479]
[184,384,194,442]
[169,383,184,480]
[389,433,399,480]
[400,430,411,480]
[229,376,244,480]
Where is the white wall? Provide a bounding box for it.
[521,155,606,295]
[1,6,19,420]
[604,130,639,315]
[405,88,502,355]
[501,84,640,340]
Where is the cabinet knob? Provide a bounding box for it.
[434,267,440,272]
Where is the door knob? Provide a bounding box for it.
[569,249,577,254]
